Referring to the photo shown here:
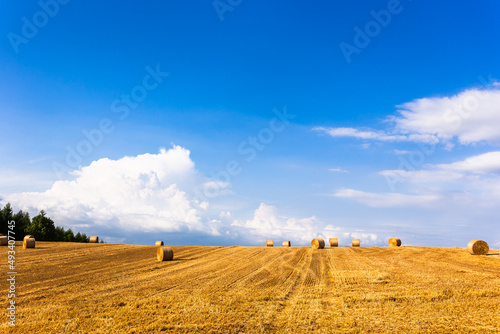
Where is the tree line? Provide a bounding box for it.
[0,203,93,242]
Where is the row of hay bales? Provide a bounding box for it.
[265,238,363,248]
[265,238,394,248]
[3,234,488,264]
[0,234,100,249]
[0,235,36,248]
[314,238,490,255]
[311,238,361,249]
[155,238,490,263]
[266,240,292,247]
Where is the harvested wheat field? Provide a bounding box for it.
[2,242,500,333]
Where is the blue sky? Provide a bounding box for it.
[1,0,500,247]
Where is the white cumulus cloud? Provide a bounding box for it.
[435,151,500,174]
[315,85,500,147]
[393,87,500,145]
[232,202,380,245]
[4,146,217,235]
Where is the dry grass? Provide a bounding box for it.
[1,242,500,333]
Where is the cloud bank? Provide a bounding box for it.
[3,146,379,245]
[335,151,500,207]
[6,146,215,234]
[315,85,500,246]
[232,203,379,246]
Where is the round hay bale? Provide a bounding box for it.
[388,238,401,247]
[23,238,35,249]
[329,238,338,247]
[311,238,325,249]
[155,241,164,246]
[0,236,7,246]
[352,239,360,247]
[266,240,274,247]
[89,236,99,243]
[24,235,34,239]
[282,241,291,247]
[157,246,174,261]
[467,239,489,255]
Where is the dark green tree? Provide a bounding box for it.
[55,226,65,241]
[0,203,31,240]
[64,229,75,242]
[13,209,31,240]
[74,232,83,242]
[0,203,13,236]
[26,210,56,241]
[81,233,89,243]
[1,204,91,243]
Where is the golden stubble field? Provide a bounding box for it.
[1,242,500,333]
